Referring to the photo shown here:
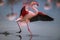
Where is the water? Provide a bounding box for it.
[0,33,59,40]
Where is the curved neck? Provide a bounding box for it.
[25,5,38,14]
[31,5,38,13]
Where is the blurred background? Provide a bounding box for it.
[0,0,60,40]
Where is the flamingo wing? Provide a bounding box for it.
[20,6,28,17]
[30,12,54,22]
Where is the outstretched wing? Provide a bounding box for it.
[30,12,54,22]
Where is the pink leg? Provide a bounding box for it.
[26,22,32,35]
[29,35,32,40]
[16,21,22,33]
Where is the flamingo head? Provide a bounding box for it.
[30,1,39,6]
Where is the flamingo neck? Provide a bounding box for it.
[31,5,38,13]
[25,5,38,14]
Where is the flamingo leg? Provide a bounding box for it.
[26,22,32,35]
[29,35,32,40]
[16,21,22,33]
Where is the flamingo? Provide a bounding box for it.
[16,1,54,35]
[0,0,4,6]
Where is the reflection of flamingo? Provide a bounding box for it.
[16,34,32,40]
[16,35,22,40]
[16,1,54,35]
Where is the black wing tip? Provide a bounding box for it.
[42,18,54,21]
[45,15,54,21]
[48,18,54,21]
[40,15,54,21]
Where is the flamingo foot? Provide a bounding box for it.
[16,30,22,33]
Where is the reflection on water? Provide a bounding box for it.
[0,31,11,36]
[16,35,32,40]
[16,35,22,40]
[15,34,40,40]
[0,32,59,40]
[0,32,40,40]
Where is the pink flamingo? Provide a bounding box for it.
[16,1,54,35]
